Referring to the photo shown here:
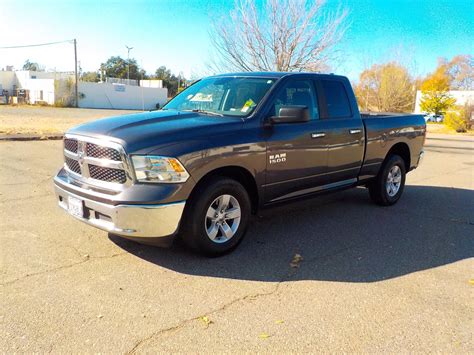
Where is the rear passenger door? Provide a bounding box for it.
[315,78,365,184]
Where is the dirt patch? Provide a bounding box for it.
[0,106,140,135]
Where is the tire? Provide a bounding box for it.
[180,177,251,256]
[368,154,406,206]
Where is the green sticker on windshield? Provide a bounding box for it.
[241,99,255,113]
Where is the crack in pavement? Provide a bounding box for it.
[126,282,283,354]
[0,252,128,287]
[0,193,52,204]
[0,162,52,177]
[125,267,301,354]
[0,175,54,188]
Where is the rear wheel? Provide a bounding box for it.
[368,154,406,206]
[181,177,251,256]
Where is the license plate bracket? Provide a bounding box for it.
[68,196,84,218]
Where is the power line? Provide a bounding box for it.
[0,38,80,108]
[0,39,74,49]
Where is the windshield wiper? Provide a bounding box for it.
[182,109,224,117]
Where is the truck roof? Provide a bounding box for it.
[210,72,347,80]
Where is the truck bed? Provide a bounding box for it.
[359,112,426,178]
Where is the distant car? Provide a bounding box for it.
[424,114,443,123]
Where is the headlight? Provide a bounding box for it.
[131,155,190,183]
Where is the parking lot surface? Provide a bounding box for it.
[0,134,473,352]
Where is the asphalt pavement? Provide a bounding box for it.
[0,133,473,352]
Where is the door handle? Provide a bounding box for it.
[349,129,362,134]
[311,132,326,138]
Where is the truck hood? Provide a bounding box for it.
[67,110,243,153]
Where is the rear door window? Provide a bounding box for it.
[320,80,352,118]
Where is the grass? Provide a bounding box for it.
[426,122,474,136]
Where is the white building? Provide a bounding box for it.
[0,70,168,109]
[414,90,474,113]
[79,81,168,110]
[0,70,74,105]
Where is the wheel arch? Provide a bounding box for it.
[190,166,260,214]
[385,142,411,171]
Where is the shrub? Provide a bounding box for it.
[444,108,468,133]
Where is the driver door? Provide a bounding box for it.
[264,79,330,203]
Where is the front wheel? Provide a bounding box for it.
[181,177,251,256]
[368,154,406,206]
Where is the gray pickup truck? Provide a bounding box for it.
[54,72,425,255]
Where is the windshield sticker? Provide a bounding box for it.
[241,98,255,112]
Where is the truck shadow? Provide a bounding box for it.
[110,185,474,283]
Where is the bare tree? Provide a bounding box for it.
[209,0,348,73]
[439,55,474,90]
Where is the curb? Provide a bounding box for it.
[0,134,64,141]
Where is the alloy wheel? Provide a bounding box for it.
[386,165,402,197]
[205,194,241,243]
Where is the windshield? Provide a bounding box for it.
[162,77,277,117]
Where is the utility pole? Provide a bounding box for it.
[126,45,134,82]
[74,39,78,107]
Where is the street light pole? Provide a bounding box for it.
[125,45,133,82]
[74,39,78,107]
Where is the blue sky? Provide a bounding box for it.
[0,0,472,81]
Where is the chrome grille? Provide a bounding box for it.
[65,157,81,174]
[64,138,78,153]
[86,143,121,161]
[89,165,127,183]
[63,135,131,188]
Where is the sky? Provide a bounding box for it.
[0,0,472,81]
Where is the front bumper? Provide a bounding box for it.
[54,182,186,239]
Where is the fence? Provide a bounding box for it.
[105,77,138,86]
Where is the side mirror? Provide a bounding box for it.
[270,105,310,124]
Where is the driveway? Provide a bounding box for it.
[0,133,472,352]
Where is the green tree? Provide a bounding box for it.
[81,71,100,82]
[22,59,44,71]
[355,62,415,112]
[101,56,141,80]
[420,65,456,115]
[154,66,183,96]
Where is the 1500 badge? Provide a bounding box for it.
[269,153,287,164]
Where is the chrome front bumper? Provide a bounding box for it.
[54,183,186,239]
